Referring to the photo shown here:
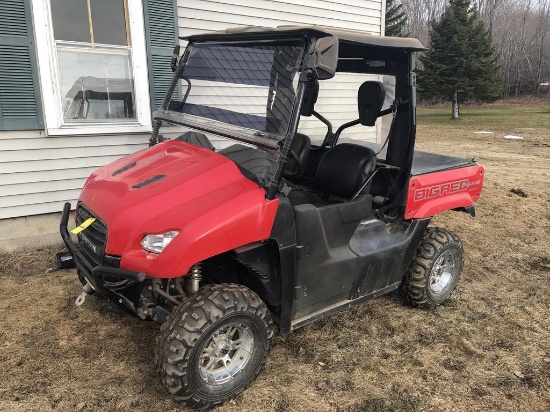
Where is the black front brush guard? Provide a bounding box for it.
[60,202,146,313]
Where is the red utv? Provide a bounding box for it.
[60,26,484,409]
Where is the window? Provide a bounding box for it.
[51,0,134,122]
[166,42,304,138]
[32,0,151,135]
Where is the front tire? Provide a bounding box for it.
[402,228,464,308]
[155,284,273,409]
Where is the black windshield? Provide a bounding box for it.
[164,40,305,143]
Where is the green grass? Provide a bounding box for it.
[417,105,550,130]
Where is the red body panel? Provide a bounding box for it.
[405,166,484,219]
[78,140,279,278]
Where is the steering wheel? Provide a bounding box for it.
[277,140,301,177]
[277,140,300,162]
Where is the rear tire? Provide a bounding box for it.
[402,228,464,308]
[155,284,273,409]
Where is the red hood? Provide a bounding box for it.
[78,140,279,277]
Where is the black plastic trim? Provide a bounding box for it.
[291,281,401,331]
[453,205,476,217]
[112,161,137,176]
[132,174,166,189]
[268,195,297,335]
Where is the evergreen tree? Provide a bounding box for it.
[418,0,502,119]
[385,0,408,37]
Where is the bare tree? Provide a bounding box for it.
[533,0,550,94]
[474,0,505,31]
[401,0,448,45]
[401,0,550,96]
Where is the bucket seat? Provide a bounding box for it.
[288,143,376,206]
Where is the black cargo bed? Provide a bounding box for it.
[410,150,475,175]
[348,140,475,176]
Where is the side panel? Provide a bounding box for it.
[349,218,431,298]
[290,216,431,331]
[292,196,372,319]
[405,166,484,219]
[268,195,297,334]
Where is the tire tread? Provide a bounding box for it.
[402,227,463,308]
[155,284,272,409]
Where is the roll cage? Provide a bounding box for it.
[151,25,426,216]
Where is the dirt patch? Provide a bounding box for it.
[1,110,549,412]
[510,187,528,198]
[0,245,63,279]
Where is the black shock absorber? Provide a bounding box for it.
[185,262,203,295]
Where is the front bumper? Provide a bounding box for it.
[60,202,146,312]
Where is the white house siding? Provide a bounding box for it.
[177,0,383,37]
[0,0,384,222]
[0,131,148,219]
[177,0,386,146]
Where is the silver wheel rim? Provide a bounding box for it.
[198,323,254,385]
[429,249,459,295]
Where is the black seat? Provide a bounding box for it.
[315,143,376,197]
[358,81,386,127]
[288,80,385,206]
[283,133,311,180]
[288,143,376,206]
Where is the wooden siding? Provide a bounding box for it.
[0,132,148,219]
[177,0,382,37]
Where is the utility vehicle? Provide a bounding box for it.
[60,26,484,409]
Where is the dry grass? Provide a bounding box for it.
[1,106,549,412]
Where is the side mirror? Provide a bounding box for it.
[312,37,338,80]
[170,45,181,72]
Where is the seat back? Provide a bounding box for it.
[358,81,386,127]
[314,143,376,198]
[283,133,311,180]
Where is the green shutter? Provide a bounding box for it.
[143,0,179,113]
[0,0,43,130]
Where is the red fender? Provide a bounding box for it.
[405,166,484,219]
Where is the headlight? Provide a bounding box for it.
[140,231,179,254]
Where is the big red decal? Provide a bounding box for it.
[405,166,484,219]
[414,179,482,202]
